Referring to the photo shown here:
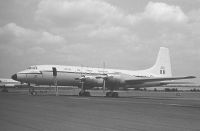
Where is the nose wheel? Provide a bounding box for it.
[28,83,37,96]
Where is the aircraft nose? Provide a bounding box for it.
[11,74,17,81]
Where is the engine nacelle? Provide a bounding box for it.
[105,75,126,90]
[83,77,104,88]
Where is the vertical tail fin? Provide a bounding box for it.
[148,47,172,77]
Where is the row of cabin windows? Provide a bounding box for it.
[64,67,108,73]
[27,66,37,70]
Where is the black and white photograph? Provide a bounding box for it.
[0,0,200,130]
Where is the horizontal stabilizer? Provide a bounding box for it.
[125,76,196,85]
[160,81,195,85]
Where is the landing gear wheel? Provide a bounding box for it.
[79,92,82,96]
[105,92,109,97]
[85,92,90,96]
[106,92,112,97]
[31,91,37,96]
[106,92,118,97]
[112,92,118,97]
[79,91,90,96]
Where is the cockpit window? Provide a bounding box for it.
[27,66,37,70]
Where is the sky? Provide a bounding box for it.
[0,0,199,82]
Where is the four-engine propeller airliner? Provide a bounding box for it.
[11,47,195,97]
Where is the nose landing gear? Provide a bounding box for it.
[28,83,37,96]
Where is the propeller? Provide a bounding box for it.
[102,62,106,93]
[74,75,86,95]
[102,77,106,93]
[80,79,84,92]
[96,74,108,93]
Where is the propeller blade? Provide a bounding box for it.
[81,81,84,90]
[103,79,106,93]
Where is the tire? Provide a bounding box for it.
[106,92,109,97]
[106,92,112,97]
[112,92,118,98]
[79,91,90,96]
[79,91,83,96]
[31,91,37,96]
[85,92,91,96]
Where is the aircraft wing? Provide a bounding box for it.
[125,76,196,85]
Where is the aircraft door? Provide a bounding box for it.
[52,67,57,77]
[52,67,57,85]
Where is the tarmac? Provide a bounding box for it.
[0,92,200,131]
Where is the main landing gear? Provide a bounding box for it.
[79,90,91,96]
[106,91,118,97]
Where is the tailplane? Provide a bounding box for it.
[148,47,172,77]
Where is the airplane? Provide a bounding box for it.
[0,78,20,87]
[11,47,195,97]
[0,78,22,92]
